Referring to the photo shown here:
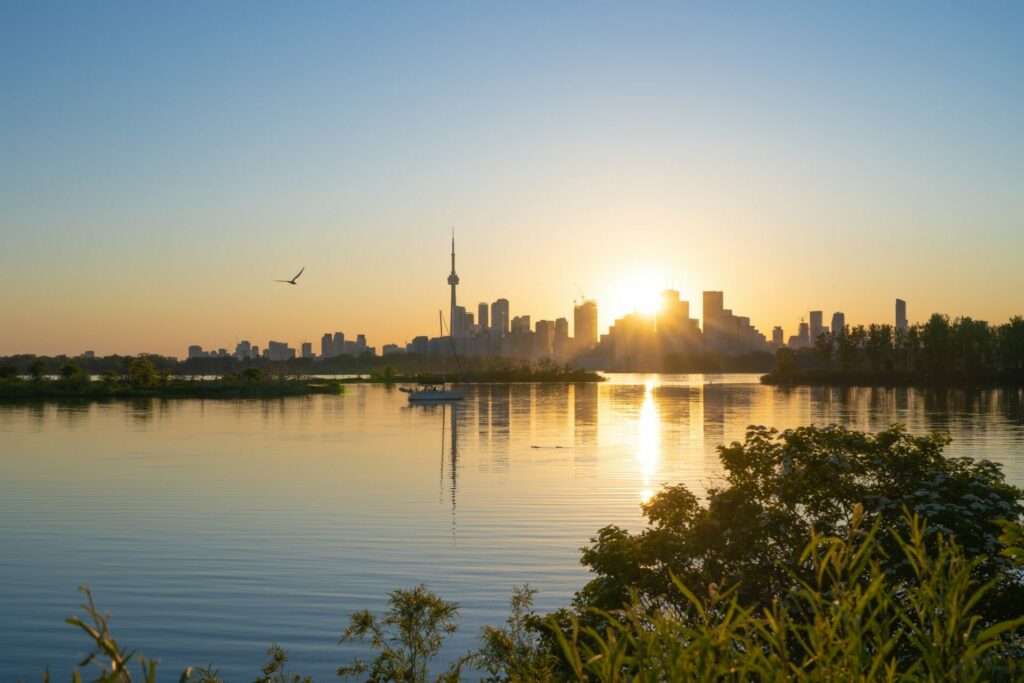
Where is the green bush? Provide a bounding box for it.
[574,425,1024,625]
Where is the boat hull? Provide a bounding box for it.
[407,390,465,402]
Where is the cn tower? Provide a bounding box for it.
[447,231,459,337]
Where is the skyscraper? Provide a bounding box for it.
[477,302,489,332]
[831,312,845,337]
[702,291,724,351]
[301,342,313,359]
[896,299,908,331]
[535,320,555,356]
[491,298,510,337]
[574,299,598,352]
[321,333,333,359]
[451,305,467,337]
[447,232,460,337]
[554,317,570,357]
[333,332,345,357]
[772,326,784,347]
[809,311,824,342]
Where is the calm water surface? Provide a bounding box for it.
[3,374,1024,679]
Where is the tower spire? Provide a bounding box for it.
[447,228,460,337]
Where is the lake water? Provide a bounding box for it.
[2,374,1024,680]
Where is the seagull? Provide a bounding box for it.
[275,266,305,285]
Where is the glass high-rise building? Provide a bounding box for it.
[574,299,598,351]
[491,298,510,337]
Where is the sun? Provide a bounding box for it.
[604,274,664,321]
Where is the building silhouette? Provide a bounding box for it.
[447,233,460,337]
[772,326,784,347]
[809,311,824,343]
[831,312,845,337]
[573,299,598,354]
[896,298,908,331]
[491,299,510,338]
[477,302,489,332]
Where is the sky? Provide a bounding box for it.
[1,2,1022,357]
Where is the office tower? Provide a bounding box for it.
[235,340,252,360]
[702,291,724,350]
[447,233,460,337]
[333,332,345,358]
[250,346,259,359]
[477,302,489,332]
[511,315,531,335]
[466,312,475,330]
[797,322,810,347]
[188,345,205,359]
[267,341,292,362]
[301,342,313,359]
[809,311,824,342]
[831,312,845,337]
[535,320,555,356]
[343,340,357,355]
[657,289,698,353]
[896,298,908,331]
[574,299,598,351]
[451,306,466,337]
[491,298,510,337]
[554,317,569,357]
[356,334,367,355]
[321,333,333,359]
[409,336,429,355]
[772,326,784,347]
[554,317,569,340]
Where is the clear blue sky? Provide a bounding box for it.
[1,2,1022,355]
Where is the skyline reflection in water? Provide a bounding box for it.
[2,374,1024,680]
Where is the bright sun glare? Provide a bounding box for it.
[611,276,663,318]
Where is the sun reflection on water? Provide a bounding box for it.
[636,378,661,503]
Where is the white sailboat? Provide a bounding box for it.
[402,311,465,403]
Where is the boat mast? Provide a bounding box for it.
[439,310,446,387]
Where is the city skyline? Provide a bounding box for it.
[2,3,1023,356]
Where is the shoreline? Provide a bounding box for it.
[761,370,1024,388]
[0,372,605,401]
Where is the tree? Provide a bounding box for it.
[812,332,834,368]
[337,584,465,682]
[128,357,158,387]
[998,316,1024,374]
[242,367,263,384]
[29,357,47,381]
[864,324,893,371]
[574,425,1024,625]
[0,365,17,380]
[835,327,863,371]
[920,313,954,375]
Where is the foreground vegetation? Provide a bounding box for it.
[41,426,1024,681]
[763,314,1024,386]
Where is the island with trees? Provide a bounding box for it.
[0,355,602,400]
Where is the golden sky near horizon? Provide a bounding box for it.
[2,4,1023,356]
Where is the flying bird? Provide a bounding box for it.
[275,266,305,285]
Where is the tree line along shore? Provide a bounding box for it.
[0,356,603,399]
[763,313,1024,386]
